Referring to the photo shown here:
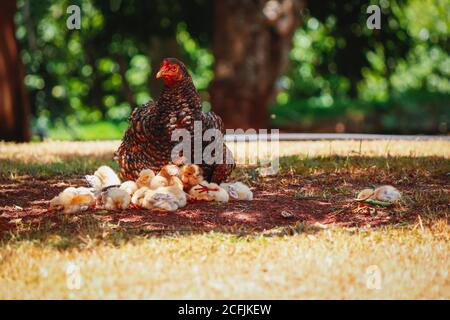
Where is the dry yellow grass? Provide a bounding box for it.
[1,139,449,164]
[1,223,448,299]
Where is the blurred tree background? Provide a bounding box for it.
[2,0,449,141]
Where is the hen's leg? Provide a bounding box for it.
[210,145,235,183]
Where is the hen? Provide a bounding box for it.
[115,58,235,183]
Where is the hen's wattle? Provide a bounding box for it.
[114,58,235,183]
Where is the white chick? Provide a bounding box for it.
[85,165,121,190]
[220,182,253,200]
[131,187,150,207]
[208,183,229,202]
[188,183,228,202]
[188,183,212,201]
[49,187,96,214]
[150,164,183,190]
[136,169,156,188]
[120,180,138,196]
[155,185,187,207]
[141,189,178,212]
[99,187,131,210]
[373,185,401,203]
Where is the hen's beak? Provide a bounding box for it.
[156,69,164,79]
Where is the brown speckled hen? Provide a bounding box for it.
[115,58,235,183]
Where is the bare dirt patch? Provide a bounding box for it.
[1,170,447,237]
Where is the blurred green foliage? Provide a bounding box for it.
[272,0,449,133]
[15,0,449,139]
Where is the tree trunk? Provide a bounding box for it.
[210,0,303,129]
[0,0,31,142]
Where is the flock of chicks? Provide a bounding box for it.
[49,163,402,215]
[49,164,253,214]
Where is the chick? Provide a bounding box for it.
[141,189,178,211]
[99,187,131,210]
[208,183,229,202]
[85,165,121,190]
[154,200,178,212]
[357,188,375,200]
[188,183,213,201]
[188,183,229,202]
[136,169,156,188]
[155,185,187,207]
[120,180,138,196]
[373,185,401,203]
[131,186,150,207]
[150,164,183,190]
[220,182,253,200]
[180,164,204,191]
[49,187,96,214]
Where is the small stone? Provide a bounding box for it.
[281,210,293,218]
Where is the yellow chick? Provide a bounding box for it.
[150,164,183,190]
[373,185,401,203]
[180,164,204,191]
[136,169,156,188]
[357,188,375,200]
[220,182,253,200]
[49,187,96,214]
[99,187,131,211]
[85,165,121,190]
[131,186,150,207]
[141,189,178,211]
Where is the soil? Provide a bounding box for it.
[0,173,446,236]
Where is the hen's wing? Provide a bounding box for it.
[201,111,235,183]
[114,102,161,180]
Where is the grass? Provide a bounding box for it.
[1,224,448,299]
[47,121,128,141]
[0,140,449,299]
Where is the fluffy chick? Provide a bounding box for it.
[357,188,375,200]
[85,165,121,190]
[150,164,183,190]
[99,187,131,210]
[49,187,96,214]
[373,185,401,203]
[131,186,150,207]
[136,169,156,188]
[141,189,178,212]
[188,183,212,201]
[208,183,229,202]
[180,164,204,191]
[120,180,138,196]
[220,182,253,200]
[155,185,187,207]
[188,183,228,202]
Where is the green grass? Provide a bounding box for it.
[46,121,128,141]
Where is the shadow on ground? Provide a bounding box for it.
[1,161,447,245]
